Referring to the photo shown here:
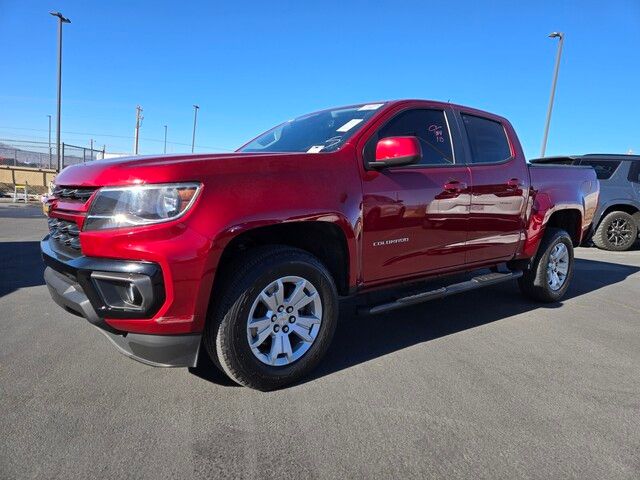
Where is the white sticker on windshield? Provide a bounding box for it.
[336,119,363,132]
[358,103,384,111]
[307,145,324,153]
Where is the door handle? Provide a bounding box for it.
[443,181,467,193]
[506,178,523,189]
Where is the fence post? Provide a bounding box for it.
[14,149,17,167]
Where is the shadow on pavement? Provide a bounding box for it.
[190,256,639,388]
[0,241,45,298]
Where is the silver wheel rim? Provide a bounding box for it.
[607,218,634,247]
[547,243,569,291]
[246,276,322,366]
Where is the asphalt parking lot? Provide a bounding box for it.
[1,203,639,480]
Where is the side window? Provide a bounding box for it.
[628,162,640,183]
[579,160,621,180]
[377,109,454,166]
[461,114,511,164]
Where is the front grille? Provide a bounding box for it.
[53,187,96,201]
[48,218,81,250]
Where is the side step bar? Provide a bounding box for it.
[360,270,523,316]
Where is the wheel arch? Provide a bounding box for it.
[596,202,640,228]
[210,220,353,302]
[545,208,583,247]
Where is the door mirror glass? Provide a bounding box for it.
[372,136,422,168]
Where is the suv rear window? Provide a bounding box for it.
[579,160,621,180]
[627,161,640,183]
[461,114,511,164]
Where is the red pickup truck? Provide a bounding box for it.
[42,100,599,390]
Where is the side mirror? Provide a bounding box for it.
[371,136,422,168]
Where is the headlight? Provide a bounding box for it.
[84,183,201,231]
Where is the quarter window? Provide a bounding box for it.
[579,160,621,180]
[461,114,511,164]
[377,109,454,166]
[628,161,640,183]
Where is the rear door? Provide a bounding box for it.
[360,105,472,284]
[456,111,530,265]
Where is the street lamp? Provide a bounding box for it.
[49,11,71,171]
[47,114,52,168]
[163,125,168,154]
[191,105,199,153]
[540,31,564,158]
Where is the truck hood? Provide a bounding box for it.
[53,152,321,187]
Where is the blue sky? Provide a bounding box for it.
[0,0,638,157]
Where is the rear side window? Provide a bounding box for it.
[579,160,621,180]
[377,109,454,166]
[627,161,640,183]
[461,114,511,164]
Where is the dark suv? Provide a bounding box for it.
[532,154,640,251]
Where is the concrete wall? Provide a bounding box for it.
[0,165,57,187]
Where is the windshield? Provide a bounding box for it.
[238,103,385,154]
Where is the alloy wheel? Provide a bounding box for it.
[547,243,569,291]
[246,276,322,366]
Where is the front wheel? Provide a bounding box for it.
[518,228,574,303]
[204,246,338,390]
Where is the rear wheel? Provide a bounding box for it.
[592,211,638,251]
[519,228,574,302]
[204,246,338,390]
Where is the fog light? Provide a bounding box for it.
[125,283,142,306]
[90,272,153,312]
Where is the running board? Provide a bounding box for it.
[359,270,523,316]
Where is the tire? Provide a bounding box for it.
[518,228,574,303]
[204,246,338,390]
[592,211,638,251]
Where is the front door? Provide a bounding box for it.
[361,107,471,284]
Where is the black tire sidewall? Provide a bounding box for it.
[216,253,338,389]
[519,228,574,302]
[595,212,638,251]
[534,230,574,301]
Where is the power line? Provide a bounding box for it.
[0,125,234,151]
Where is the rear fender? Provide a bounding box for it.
[520,192,583,259]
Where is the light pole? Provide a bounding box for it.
[191,105,199,153]
[540,31,564,158]
[49,11,71,171]
[133,105,143,154]
[47,114,52,168]
[163,125,168,154]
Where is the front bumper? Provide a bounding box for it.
[41,236,201,367]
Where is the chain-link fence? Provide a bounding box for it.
[60,143,105,168]
[0,139,106,170]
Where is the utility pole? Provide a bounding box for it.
[133,105,143,155]
[90,138,94,161]
[540,31,564,158]
[191,105,199,153]
[49,11,71,171]
[163,125,168,154]
[47,114,52,168]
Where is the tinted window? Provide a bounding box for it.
[461,114,511,164]
[579,160,621,180]
[377,109,453,166]
[628,162,640,183]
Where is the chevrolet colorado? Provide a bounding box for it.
[41,100,599,390]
